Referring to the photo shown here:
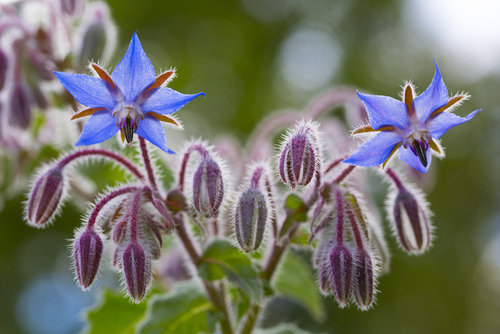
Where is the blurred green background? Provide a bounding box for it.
[1,0,500,333]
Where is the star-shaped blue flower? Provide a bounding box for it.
[54,32,205,153]
[343,61,480,173]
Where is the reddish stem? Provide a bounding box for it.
[139,137,158,193]
[86,186,138,231]
[57,148,145,182]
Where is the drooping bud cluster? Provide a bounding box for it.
[234,164,272,252]
[278,120,321,189]
[25,165,67,228]
[314,186,378,310]
[385,168,433,255]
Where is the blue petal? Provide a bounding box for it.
[111,32,156,101]
[54,72,115,110]
[136,114,172,153]
[357,92,410,130]
[343,132,402,167]
[413,60,449,124]
[428,109,480,139]
[75,110,118,146]
[398,145,432,174]
[142,88,206,115]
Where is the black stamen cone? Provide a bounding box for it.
[124,117,134,144]
[412,139,428,167]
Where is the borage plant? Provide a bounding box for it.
[25,32,480,334]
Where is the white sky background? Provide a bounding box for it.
[405,0,500,80]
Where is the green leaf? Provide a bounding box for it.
[84,289,148,334]
[272,249,325,320]
[137,282,218,334]
[280,194,308,238]
[256,324,314,334]
[198,238,262,302]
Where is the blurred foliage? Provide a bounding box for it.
[1,0,499,333]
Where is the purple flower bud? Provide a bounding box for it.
[0,48,7,91]
[234,189,268,253]
[123,242,151,303]
[26,167,66,228]
[9,83,31,129]
[391,188,432,254]
[353,249,375,310]
[193,158,224,218]
[314,237,333,295]
[73,229,104,289]
[279,121,320,189]
[329,244,353,307]
[166,189,188,213]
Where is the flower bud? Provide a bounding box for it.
[353,249,375,310]
[279,121,320,189]
[193,158,224,218]
[391,188,432,254]
[123,242,151,303]
[26,166,66,228]
[166,189,188,213]
[314,237,333,295]
[9,83,31,129]
[329,244,353,307]
[235,189,268,252]
[73,229,104,289]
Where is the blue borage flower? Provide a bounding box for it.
[54,32,205,153]
[343,60,480,173]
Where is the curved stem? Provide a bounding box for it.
[57,148,145,182]
[177,143,210,192]
[246,111,299,161]
[86,186,138,231]
[304,87,364,120]
[139,137,159,193]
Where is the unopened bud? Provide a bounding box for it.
[9,83,31,129]
[353,249,375,310]
[391,188,432,254]
[166,188,188,213]
[330,244,353,307]
[234,189,268,253]
[193,158,224,218]
[123,242,151,303]
[0,48,7,91]
[26,166,66,228]
[279,121,320,189]
[314,237,333,295]
[73,229,104,289]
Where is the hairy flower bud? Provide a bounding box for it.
[9,83,31,129]
[193,158,224,217]
[235,189,268,252]
[26,166,66,228]
[73,229,104,289]
[279,121,320,189]
[330,244,353,307]
[353,249,375,310]
[123,242,151,303]
[391,188,432,254]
